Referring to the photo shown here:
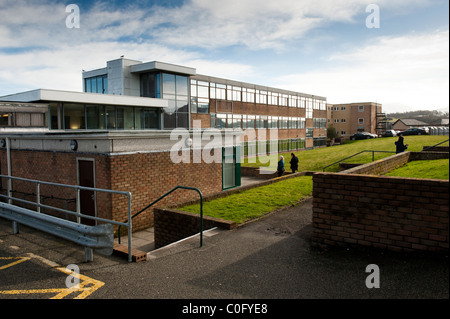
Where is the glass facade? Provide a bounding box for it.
[50,103,160,130]
[210,113,308,131]
[242,138,306,157]
[190,78,326,110]
[78,64,326,140]
[141,72,189,129]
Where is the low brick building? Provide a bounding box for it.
[0,132,233,232]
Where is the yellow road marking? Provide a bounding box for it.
[0,257,31,270]
[0,253,105,299]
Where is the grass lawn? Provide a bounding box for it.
[180,136,447,224]
[384,159,449,180]
[180,175,313,224]
[243,136,449,172]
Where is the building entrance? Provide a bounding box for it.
[77,159,96,225]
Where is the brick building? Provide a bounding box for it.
[392,119,429,132]
[327,102,384,138]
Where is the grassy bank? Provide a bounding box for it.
[243,136,449,172]
[385,159,449,180]
[180,176,313,224]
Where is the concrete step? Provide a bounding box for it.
[147,227,224,261]
[113,227,224,262]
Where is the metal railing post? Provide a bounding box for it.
[127,193,132,263]
[36,182,41,213]
[76,188,81,224]
[0,174,133,262]
[117,185,204,250]
[199,191,203,247]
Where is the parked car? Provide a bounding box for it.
[382,130,397,137]
[400,127,428,136]
[350,132,377,140]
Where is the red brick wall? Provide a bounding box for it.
[0,149,111,219]
[312,172,449,253]
[1,149,222,232]
[109,150,222,232]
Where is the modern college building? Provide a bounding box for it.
[81,57,328,149]
[0,57,328,231]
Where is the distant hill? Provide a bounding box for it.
[386,110,449,125]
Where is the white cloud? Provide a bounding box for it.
[0,0,434,50]
[274,29,449,112]
[0,0,446,113]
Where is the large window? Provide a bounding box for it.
[313,118,327,129]
[58,103,160,130]
[242,88,255,103]
[256,90,267,104]
[141,73,161,98]
[137,108,160,129]
[306,98,313,118]
[191,79,209,114]
[86,105,105,129]
[162,74,189,129]
[64,103,85,130]
[85,75,108,94]
[141,72,189,129]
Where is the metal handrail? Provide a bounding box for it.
[0,174,133,262]
[422,139,449,152]
[322,150,396,172]
[117,186,204,248]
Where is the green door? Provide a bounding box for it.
[222,146,241,190]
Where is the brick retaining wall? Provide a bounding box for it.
[154,171,314,248]
[312,152,449,254]
[154,208,236,248]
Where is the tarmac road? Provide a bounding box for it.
[1,197,448,310]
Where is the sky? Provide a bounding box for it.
[0,0,448,114]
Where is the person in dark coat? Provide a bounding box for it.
[277,156,285,177]
[395,134,408,154]
[290,153,299,173]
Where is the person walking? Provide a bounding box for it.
[290,153,299,173]
[395,134,408,154]
[277,155,285,177]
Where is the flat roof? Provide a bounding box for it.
[0,89,169,108]
[130,61,196,76]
